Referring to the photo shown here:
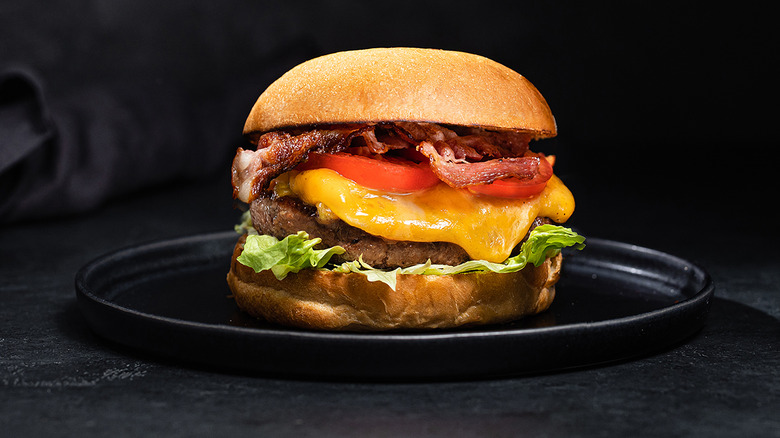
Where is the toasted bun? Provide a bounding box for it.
[227,236,560,331]
[243,48,557,138]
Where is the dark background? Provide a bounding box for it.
[2,1,775,231]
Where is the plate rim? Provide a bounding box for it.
[75,232,714,342]
[74,232,714,377]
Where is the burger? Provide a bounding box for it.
[227,47,584,331]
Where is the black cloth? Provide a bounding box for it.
[0,69,52,219]
[0,62,268,222]
[0,66,235,221]
[0,2,318,223]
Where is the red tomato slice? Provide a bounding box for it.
[467,178,548,199]
[297,152,440,192]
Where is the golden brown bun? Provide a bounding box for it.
[243,48,557,138]
[226,235,561,331]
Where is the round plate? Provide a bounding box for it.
[75,232,713,380]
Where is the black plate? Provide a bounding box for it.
[75,232,713,380]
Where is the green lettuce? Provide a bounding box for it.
[236,224,585,290]
[237,231,346,280]
[233,210,257,235]
[334,224,585,289]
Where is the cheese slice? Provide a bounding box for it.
[280,169,575,263]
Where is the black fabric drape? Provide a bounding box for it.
[0,2,318,223]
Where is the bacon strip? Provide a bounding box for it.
[232,126,370,202]
[354,123,415,154]
[417,141,552,188]
[232,122,546,203]
[393,122,531,158]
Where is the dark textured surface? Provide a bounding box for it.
[1,175,779,437]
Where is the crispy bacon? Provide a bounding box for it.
[417,141,553,188]
[392,122,543,188]
[353,123,415,154]
[393,122,531,159]
[232,126,370,202]
[231,121,546,202]
[455,127,532,157]
[393,122,458,143]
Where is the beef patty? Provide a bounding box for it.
[250,194,550,269]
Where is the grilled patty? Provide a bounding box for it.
[250,194,550,269]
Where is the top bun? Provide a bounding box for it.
[243,47,557,137]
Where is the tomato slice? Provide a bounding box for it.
[297,152,440,192]
[467,178,548,198]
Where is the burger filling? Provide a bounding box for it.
[231,122,584,289]
[248,193,555,269]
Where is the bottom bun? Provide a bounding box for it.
[226,235,561,331]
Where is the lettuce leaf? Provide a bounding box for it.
[237,231,346,280]
[235,224,585,290]
[334,224,584,281]
[233,210,257,235]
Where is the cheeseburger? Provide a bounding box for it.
[227,47,584,331]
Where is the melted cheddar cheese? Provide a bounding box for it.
[277,169,575,263]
